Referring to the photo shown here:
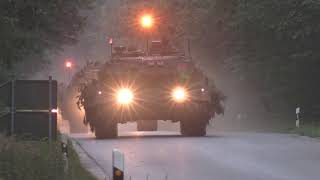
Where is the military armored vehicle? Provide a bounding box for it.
[77,40,225,138]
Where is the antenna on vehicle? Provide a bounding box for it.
[108,37,113,58]
[187,38,192,61]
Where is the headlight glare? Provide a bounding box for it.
[172,87,188,103]
[116,88,134,105]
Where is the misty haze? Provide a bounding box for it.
[0,0,320,180]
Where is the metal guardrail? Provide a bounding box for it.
[71,137,111,180]
[71,136,171,180]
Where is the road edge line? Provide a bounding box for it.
[68,136,112,180]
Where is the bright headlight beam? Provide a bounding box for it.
[116,88,134,105]
[51,109,58,113]
[172,87,187,103]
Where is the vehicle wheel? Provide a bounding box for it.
[94,116,118,139]
[180,104,209,136]
[137,120,157,131]
[180,119,206,136]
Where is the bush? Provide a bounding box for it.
[292,123,320,137]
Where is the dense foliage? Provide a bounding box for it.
[0,0,92,79]
[2,0,320,120]
[116,0,320,118]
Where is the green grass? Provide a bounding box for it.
[289,124,320,137]
[0,135,97,180]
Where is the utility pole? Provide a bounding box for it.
[10,77,15,136]
[109,37,113,58]
[140,14,154,55]
[65,60,73,83]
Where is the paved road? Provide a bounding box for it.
[72,131,320,180]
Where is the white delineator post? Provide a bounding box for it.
[112,149,124,180]
[296,107,300,128]
[62,141,69,173]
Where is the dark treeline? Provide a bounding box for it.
[117,0,320,120]
[0,0,93,81]
[1,0,320,120]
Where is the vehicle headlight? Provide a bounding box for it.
[116,88,134,105]
[172,87,188,103]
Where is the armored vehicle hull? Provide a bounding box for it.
[78,50,224,138]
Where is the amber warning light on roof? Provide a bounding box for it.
[140,14,154,29]
[65,61,72,68]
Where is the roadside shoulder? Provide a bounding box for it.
[68,135,110,180]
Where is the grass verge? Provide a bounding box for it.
[0,135,97,180]
[288,124,320,137]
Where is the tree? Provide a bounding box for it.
[0,0,93,79]
[116,0,320,119]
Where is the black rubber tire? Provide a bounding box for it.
[137,120,158,131]
[180,119,206,136]
[95,121,117,139]
[94,115,118,139]
[180,103,210,136]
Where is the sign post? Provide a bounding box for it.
[0,79,58,139]
[10,79,15,135]
[112,149,124,180]
[49,76,53,142]
[296,107,300,128]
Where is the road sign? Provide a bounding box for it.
[0,77,57,139]
[112,149,124,180]
[0,112,57,138]
[0,80,57,109]
[0,81,11,106]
